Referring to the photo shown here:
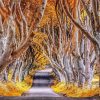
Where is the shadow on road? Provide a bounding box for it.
[22,68,60,97]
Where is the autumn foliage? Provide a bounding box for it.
[52,82,100,97]
[0,76,32,96]
[0,0,100,97]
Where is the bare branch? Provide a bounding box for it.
[91,0,99,31]
[61,0,99,47]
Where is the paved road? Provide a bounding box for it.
[0,68,99,100]
[0,96,99,100]
[22,68,61,97]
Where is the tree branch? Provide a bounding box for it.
[61,0,99,47]
[92,0,99,31]
[0,0,48,73]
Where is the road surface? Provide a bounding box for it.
[0,68,99,100]
[22,68,61,97]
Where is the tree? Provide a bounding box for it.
[0,0,47,73]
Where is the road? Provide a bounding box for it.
[22,68,61,97]
[0,68,99,100]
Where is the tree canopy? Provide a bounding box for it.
[0,0,100,97]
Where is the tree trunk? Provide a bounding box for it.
[3,70,8,82]
[85,38,92,88]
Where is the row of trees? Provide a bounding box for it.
[0,0,48,82]
[40,0,100,88]
[0,0,99,89]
